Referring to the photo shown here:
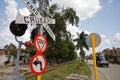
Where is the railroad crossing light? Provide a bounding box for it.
[24,41,32,47]
[10,20,28,36]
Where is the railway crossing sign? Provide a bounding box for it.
[15,0,56,41]
[23,0,41,17]
[15,15,55,24]
[34,34,48,54]
[42,24,55,41]
[30,53,47,75]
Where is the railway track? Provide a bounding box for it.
[25,61,73,80]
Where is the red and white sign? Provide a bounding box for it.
[30,53,46,75]
[34,34,48,54]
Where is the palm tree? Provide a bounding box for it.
[62,8,79,26]
[73,31,89,61]
[31,1,79,41]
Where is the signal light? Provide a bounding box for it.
[24,41,32,47]
[10,20,28,36]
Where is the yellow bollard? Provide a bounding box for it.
[91,34,98,80]
[37,75,41,80]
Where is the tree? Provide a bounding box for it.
[4,43,17,57]
[63,8,79,26]
[24,46,36,57]
[4,43,17,65]
[73,31,89,61]
[31,0,79,63]
[31,1,79,41]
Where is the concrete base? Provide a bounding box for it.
[66,74,89,80]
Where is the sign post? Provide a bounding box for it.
[16,0,56,80]
[86,33,101,80]
[37,75,41,80]
[15,0,56,41]
[91,34,98,80]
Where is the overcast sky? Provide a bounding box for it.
[0,0,120,55]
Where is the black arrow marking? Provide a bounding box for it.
[33,60,39,66]
[33,59,42,70]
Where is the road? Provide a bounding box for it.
[88,60,120,80]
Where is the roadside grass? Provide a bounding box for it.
[25,60,92,80]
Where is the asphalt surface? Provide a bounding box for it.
[88,60,120,80]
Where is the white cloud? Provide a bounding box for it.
[19,8,30,16]
[4,0,18,22]
[0,0,104,49]
[0,26,17,48]
[104,39,111,44]
[50,0,102,20]
[115,33,120,41]
[100,34,111,45]
[66,24,89,40]
[0,0,31,48]
[67,24,81,36]
[101,34,106,38]
[0,0,18,48]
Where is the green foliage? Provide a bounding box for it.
[30,0,79,63]
[4,43,17,57]
[74,31,89,61]
[45,40,77,63]
[42,60,91,80]
[24,46,36,57]
[63,8,79,26]
[25,60,91,80]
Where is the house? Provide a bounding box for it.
[116,48,120,63]
[0,49,8,66]
[0,49,4,55]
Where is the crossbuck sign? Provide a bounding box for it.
[15,0,55,41]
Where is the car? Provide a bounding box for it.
[96,55,109,67]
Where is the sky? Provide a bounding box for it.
[0,0,120,55]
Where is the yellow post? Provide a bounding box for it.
[37,75,41,80]
[91,34,98,80]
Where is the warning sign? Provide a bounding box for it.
[30,53,46,75]
[34,34,48,54]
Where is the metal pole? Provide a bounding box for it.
[14,40,23,74]
[2,36,25,80]
[37,75,41,80]
[14,36,25,80]
[37,1,44,80]
[91,34,98,80]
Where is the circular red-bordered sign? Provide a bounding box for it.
[34,34,48,54]
[30,53,47,75]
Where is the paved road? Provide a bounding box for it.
[98,64,120,80]
[88,60,120,80]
